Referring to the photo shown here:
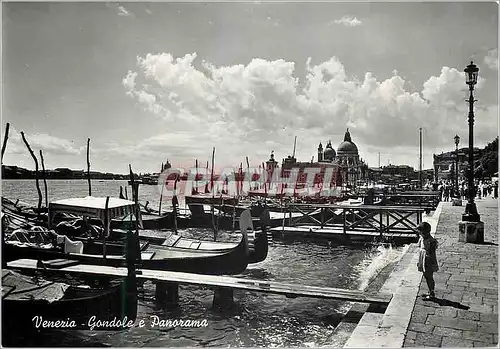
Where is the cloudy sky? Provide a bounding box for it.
[3,1,498,174]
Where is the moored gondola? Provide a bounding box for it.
[2,197,268,275]
[2,269,137,335]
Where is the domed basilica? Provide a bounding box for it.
[318,129,359,166]
[317,129,364,186]
[266,129,367,188]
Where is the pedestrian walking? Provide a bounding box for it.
[438,182,443,201]
[443,185,450,202]
[416,222,438,300]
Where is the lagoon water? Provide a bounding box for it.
[2,179,405,347]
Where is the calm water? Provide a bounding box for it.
[2,180,405,347]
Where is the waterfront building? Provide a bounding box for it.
[433,147,482,181]
[268,129,368,190]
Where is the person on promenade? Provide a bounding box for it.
[444,184,450,202]
[416,222,438,300]
[494,181,498,199]
[484,182,489,198]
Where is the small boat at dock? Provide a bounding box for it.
[2,196,269,275]
[2,268,137,335]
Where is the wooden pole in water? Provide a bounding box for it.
[262,162,268,198]
[210,147,215,194]
[210,147,217,234]
[172,177,179,233]
[103,196,110,260]
[1,123,10,164]
[87,138,92,196]
[158,163,164,216]
[204,161,209,193]
[195,159,198,194]
[20,132,42,218]
[39,150,48,207]
[129,164,140,236]
[231,195,236,233]
[246,156,250,195]
[214,195,222,241]
[239,162,243,198]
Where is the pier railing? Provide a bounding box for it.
[285,203,425,237]
[375,191,441,210]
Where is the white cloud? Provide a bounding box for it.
[5,128,84,156]
[122,53,498,168]
[122,70,137,91]
[332,16,362,27]
[484,48,498,71]
[118,5,131,17]
[1,127,87,169]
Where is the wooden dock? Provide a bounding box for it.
[269,225,418,243]
[377,191,441,210]
[7,259,392,306]
[273,204,424,243]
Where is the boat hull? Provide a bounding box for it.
[2,274,136,338]
[3,233,250,275]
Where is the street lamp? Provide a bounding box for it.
[454,134,460,198]
[462,61,480,222]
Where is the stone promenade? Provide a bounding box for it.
[403,197,498,347]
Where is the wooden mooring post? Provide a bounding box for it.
[39,150,48,207]
[212,287,235,311]
[1,122,10,164]
[155,282,179,310]
[20,132,42,217]
[87,138,91,196]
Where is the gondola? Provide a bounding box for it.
[2,268,137,336]
[2,197,268,275]
[2,224,265,275]
[184,193,238,216]
[2,223,250,276]
[110,212,176,230]
[2,208,269,268]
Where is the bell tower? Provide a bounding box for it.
[318,142,323,162]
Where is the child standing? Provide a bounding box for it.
[417,222,439,300]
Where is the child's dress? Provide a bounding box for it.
[417,236,439,272]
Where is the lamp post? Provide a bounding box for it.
[454,134,460,198]
[462,61,480,222]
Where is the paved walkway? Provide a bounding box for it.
[403,197,498,347]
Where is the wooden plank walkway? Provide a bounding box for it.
[269,225,418,239]
[6,259,392,305]
[269,226,418,244]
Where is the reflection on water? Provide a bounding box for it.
[2,180,405,347]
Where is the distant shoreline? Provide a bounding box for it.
[2,164,132,180]
[2,178,124,180]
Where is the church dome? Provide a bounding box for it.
[338,141,358,153]
[323,141,336,161]
[337,129,358,155]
